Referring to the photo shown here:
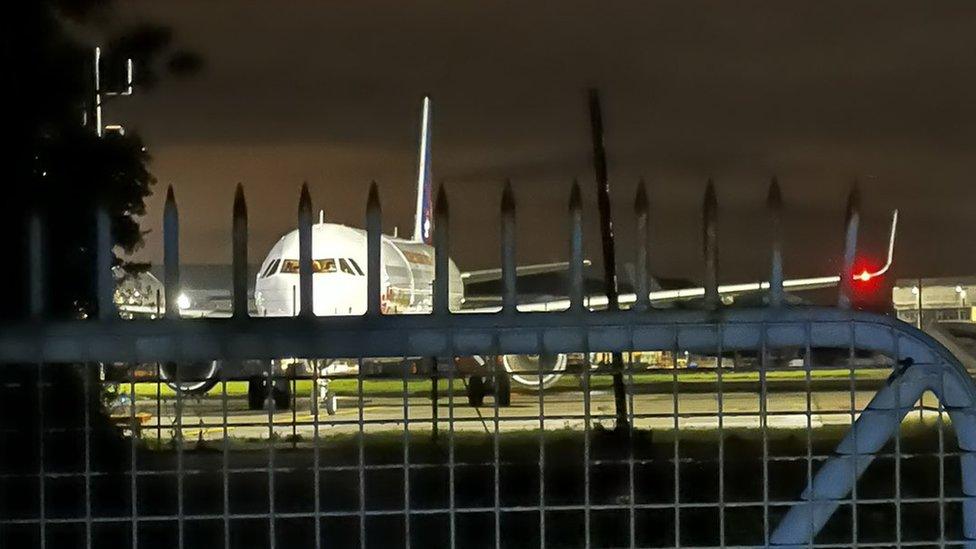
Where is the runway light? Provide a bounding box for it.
[176,293,191,310]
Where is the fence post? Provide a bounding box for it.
[768,178,784,308]
[633,181,650,313]
[163,186,180,320]
[366,182,382,316]
[298,183,313,318]
[703,180,719,309]
[232,184,248,320]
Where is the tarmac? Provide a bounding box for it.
[124,383,930,444]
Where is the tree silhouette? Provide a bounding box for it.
[5,0,200,319]
[1,1,201,528]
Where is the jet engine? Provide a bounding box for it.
[500,353,568,389]
[159,360,220,395]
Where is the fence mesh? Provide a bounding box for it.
[1,322,972,548]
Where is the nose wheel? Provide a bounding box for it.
[312,376,338,416]
[247,375,291,411]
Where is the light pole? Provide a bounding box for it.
[87,46,135,137]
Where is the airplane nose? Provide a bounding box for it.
[312,278,366,316]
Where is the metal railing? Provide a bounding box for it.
[1,179,975,548]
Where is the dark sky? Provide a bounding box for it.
[106,1,976,285]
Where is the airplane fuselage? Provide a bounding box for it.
[254,222,463,317]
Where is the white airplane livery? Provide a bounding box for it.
[253,221,463,317]
[253,98,465,318]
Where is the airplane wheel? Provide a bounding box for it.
[467,376,486,407]
[247,376,264,410]
[272,378,291,411]
[495,373,512,407]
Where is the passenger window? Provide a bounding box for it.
[348,258,365,276]
[338,258,356,275]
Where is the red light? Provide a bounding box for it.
[857,270,872,282]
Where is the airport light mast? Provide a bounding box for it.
[86,46,135,137]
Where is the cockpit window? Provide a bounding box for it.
[315,259,337,273]
[348,258,365,276]
[280,259,337,274]
[338,258,356,275]
[261,259,280,278]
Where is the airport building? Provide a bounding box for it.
[892,277,976,326]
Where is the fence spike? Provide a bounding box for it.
[569,181,584,312]
[838,182,861,309]
[634,180,650,312]
[28,210,44,319]
[768,177,784,308]
[232,183,248,319]
[703,180,720,309]
[434,184,450,315]
[96,201,116,320]
[163,186,180,319]
[501,180,517,314]
[298,183,314,318]
[366,182,382,316]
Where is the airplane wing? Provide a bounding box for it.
[460,275,840,312]
[461,260,592,285]
[461,210,896,313]
[116,303,162,316]
[116,301,231,318]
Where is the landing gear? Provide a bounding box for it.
[247,375,291,411]
[466,373,511,408]
[247,376,263,410]
[312,375,338,416]
[322,390,337,415]
[496,372,512,407]
[272,379,290,410]
[467,376,486,407]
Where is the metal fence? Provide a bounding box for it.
[1,180,975,548]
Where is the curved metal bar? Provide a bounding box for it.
[770,319,976,546]
[0,308,956,373]
[1,295,973,544]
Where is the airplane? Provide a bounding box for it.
[246,97,899,409]
[134,97,899,412]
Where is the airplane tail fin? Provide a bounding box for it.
[412,96,433,244]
